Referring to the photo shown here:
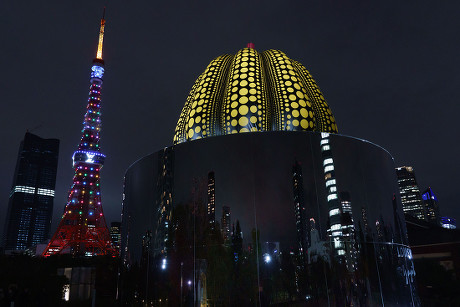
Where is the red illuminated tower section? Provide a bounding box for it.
[43,12,116,257]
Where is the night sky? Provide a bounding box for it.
[1,1,459,238]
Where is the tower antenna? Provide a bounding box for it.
[96,7,106,60]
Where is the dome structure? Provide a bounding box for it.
[173,45,338,144]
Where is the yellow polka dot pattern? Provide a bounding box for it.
[291,60,338,133]
[222,48,269,134]
[262,50,315,131]
[173,48,338,145]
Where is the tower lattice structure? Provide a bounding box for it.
[43,12,116,257]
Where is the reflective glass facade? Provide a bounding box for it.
[121,132,419,306]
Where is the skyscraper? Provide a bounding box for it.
[110,222,121,251]
[221,205,231,241]
[292,160,309,258]
[3,132,59,251]
[207,171,216,229]
[422,187,440,225]
[43,12,115,257]
[396,166,425,221]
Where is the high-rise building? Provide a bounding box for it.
[43,13,115,257]
[207,171,216,229]
[396,166,425,221]
[422,187,440,225]
[110,222,121,251]
[3,132,59,251]
[221,205,231,241]
[292,160,309,258]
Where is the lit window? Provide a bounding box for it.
[327,193,338,201]
[326,179,336,187]
[323,158,333,166]
[324,165,334,173]
[329,208,340,216]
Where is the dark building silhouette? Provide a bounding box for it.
[221,205,231,242]
[396,166,426,221]
[207,171,216,229]
[3,132,59,251]
[292,159,309,258]
[422,187,440,226]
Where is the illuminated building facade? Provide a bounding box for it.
[2,132,59,251]
[396,166,426,221]
[110,222,121,251]
[422,187,440,225]
[121,46,419,305]
[441,217,456,229]
[43,14,115,257]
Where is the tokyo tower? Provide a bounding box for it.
[43,11,116,257]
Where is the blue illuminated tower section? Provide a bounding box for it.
[43,12,115,257]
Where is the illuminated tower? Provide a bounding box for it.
[396,166,425,221]
[43,12,115,257]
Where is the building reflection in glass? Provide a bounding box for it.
[120,131,420,306]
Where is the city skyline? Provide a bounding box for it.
[1,1,459,239]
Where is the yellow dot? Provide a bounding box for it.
[310,121,314,128]
[195,126,201,133]
[188,129,194,138]
[232,87,238,92]
[231,119,237,126]
[239,105,249,115]
[231,102,238,108]
[240,73,247,79]
[196,116,201,123]
[239,88,248,95]
[249,89,257,95]
[293,119,299,126]
[232,130,238,134]
[240,80,248,87]
[192,101,198,108]
[239,117,248,126]
[294,83,301,90]
[250,105,257,113]
[300,109,308,118]
[197,107,203,113]
[239,96,248,104]
[292,110,299,117]
[241,62,248,67]
[285,81,292,86]
[250,116,257,124]
[287,87,294,93]
[231,94,238,101]
[198,99,204,105]
[309,111,313,117]
[248,77,255,82]
[287,65,293,70]
[289,95,296,101]
[291,76,298,81]
[249,95,257,102]
[251,127,258,131]
[240,127,249,133]
[232,80,238,86]
[249,83,256,88]
[296,91,304,99]
[190,110,196,117]
[299,100,306,107]
[241,67,248,72]
[291,102,299,109]
[233,74,239,79]
[283,75,289,79]
[231,110,238,117]
[258,111,262,115]
[188,118,194,127]
[301,119,309,129]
